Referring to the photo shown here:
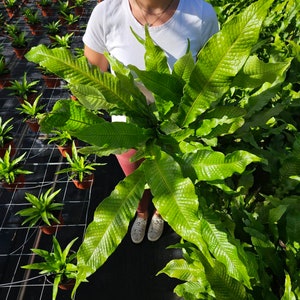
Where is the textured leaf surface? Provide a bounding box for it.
[143,149,212,260]
[175,0,272,127]
[25,45,150,120]
[40,100,152,152]
[199,208,251,287]
[184,150,261,181]
[76,170,145,279]
[233,56,292,88]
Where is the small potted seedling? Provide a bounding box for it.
[36,0,53,16]
[62,12,79,32]
[17,93,45,132]
[6,72,39,103]
[44,20,62,42]
[22,236,78,300]
[5,22,21,38]
[0,145,32,189]
[15,187,63,234]
[4,0,19,18]
[10,31,29,59]
[73,0,87,15]
[0,117,14,157]
[22,8,42,35]
[57,0,72,21]
[50,32,74,48]
[47,129,76,157]
[56,141,103,189]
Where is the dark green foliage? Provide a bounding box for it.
[25,0,300,298]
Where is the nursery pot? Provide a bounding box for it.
[56,140,78,158]
[17,93,38,104]
[40,212,64,235]
[29,24,42,36]
[38,6,53,17]
[74,7,84,16]
[58,278,76,290]
[2,174,25,190]
[26,118,40,133]
[47,275,76,291]
[72,173,94,190]
[42,73,61,88]
[6,7,18,18]
[0,73,11,89]
[13,47,28,60]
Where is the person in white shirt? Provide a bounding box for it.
[83,0,219,244]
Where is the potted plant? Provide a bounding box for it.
[0,145,32,189]
[0,117,15,157]
[6,72,39,103]
[22,8,42,36]
[0,55,10,89]
[44,20,62,42]
[4,0,19,18]
[73,0,87,16]
[25,0,299,298]
[36,0,53,17]
[47,129,76,157]
[22,236,78,300]
[61,12,79,33]
[15,187,63,234]
[56,141,103,189]
[16,93,45,132]
[10,31,29,59]
[50,32,74,48]
[5,22,21,38]
[57,0,72,22]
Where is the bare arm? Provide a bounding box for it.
[84,44,109,72]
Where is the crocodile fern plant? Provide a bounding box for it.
[25,0,300,298]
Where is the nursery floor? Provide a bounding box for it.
[0,1,183,299]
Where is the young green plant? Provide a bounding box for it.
[56,140,103,182]
[22,236,78,300]
[0,145,32,185]
[25,0,300,298]
[6,72,39,100]
[16,187,63,227]
[17,93,45,121]
[0,117,13,148]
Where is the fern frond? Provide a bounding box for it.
[174,0,273,127]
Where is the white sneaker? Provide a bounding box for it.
[130,216,147,244]
[147,214,164,242]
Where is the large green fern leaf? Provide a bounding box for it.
[184,150,262,181]
[175,0,272,127]
[25,45,151,119]
[142,148,213,262]
[199,207,251,288]
[40,100,153,152]
[74,170,145,294]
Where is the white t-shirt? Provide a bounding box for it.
[83,0,219,70]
